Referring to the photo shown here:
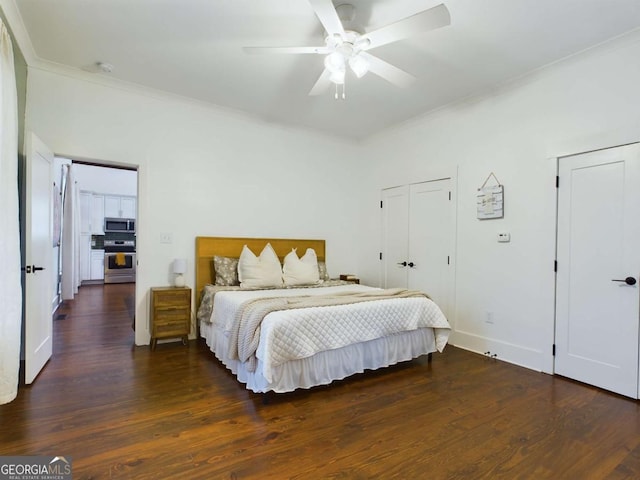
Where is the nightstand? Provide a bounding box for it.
[150,286,191,350]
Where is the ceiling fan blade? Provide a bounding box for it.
[361,4,450,51]
[308,0,345,37]
[359,52,416,88]
[309,69,332,96]
[243,46,331,55]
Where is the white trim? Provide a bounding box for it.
[0,0,37,64]
[451,330,546,373]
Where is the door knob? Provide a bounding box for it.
[408,262,416,268]
[397,261,407,267]
[611,276,637,286]
[21,265,45,274]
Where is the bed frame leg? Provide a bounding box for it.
[427,352,433,363]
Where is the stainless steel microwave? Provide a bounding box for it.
[104,217,135,233]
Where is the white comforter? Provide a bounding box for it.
[206,284,451,377]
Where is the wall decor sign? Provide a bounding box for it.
[477,172,503,219]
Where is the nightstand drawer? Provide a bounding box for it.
[154,321,188,336]
[153,289,190,306]
[154,307,189,323]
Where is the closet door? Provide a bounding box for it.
[382,179,455,320]
[408,179,454,319]
[382,185,409,288]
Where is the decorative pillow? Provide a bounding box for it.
[213,256,239,286]
[283,248,320,286]
[317,261,330,281]
[238,243,283,289]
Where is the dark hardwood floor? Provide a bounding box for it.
[1,283,639,479]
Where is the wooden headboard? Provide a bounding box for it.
[195,236,326,307]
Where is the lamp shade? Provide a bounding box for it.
[173,258,187,275]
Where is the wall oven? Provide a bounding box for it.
[104,239,136,283]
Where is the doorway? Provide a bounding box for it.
[55,159,138,342]
[555,143,640,398]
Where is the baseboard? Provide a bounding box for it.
[450,330,547,373]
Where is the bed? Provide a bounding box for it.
[195,236,451,393]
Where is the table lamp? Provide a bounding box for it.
[173,258,187,287]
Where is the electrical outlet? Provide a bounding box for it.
[160,232,173,244]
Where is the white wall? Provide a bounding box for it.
[358,31,640,373]
[71,163,137,197]
[25,68,363,345]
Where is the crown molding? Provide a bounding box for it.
[0,0,37,64]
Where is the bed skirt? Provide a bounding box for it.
[200,321,438,393]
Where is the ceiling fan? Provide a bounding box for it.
[243,0,450,97]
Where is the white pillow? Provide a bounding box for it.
[238,243,283,289]
[283,248,320,286]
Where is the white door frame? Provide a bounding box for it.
[40,154,142,339]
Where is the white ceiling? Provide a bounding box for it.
[11,0,640,140]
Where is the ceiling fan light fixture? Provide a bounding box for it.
[324,51,345,74]
[354,37,371,50]
[349,54,369,78]
[328,33,342,47]
[244,2,451,97]
[329,69,345,85]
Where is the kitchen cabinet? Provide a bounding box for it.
[91,194,105,234]
[120,196,136,218]
[80,191,106,234]
[104,195,136,219]
[103,195,119,217]
[90,249,105,280]
[80,192,91,234]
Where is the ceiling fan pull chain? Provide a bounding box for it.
[342,82,346,100]
[334,83,339,100]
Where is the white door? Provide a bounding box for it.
[382,179,455,319]
[382,185,409,288]
[24,133,54,384]
[555,143,640,398]
[408,179,454,318]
